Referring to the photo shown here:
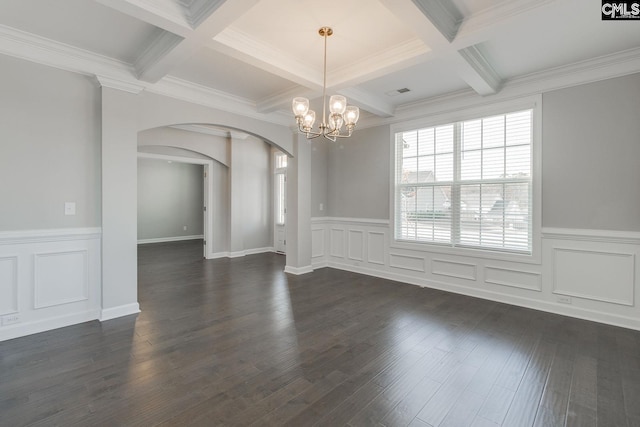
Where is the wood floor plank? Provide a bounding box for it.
[0,240,639,426]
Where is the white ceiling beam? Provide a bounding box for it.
[410,0,462,42]
[256,86,318,114]
[455,45,502,95]
[380,0,502,96]
[95,0,192,37]
[337,87,395,118]
[100,0,260,83]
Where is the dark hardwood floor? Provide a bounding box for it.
[2,240,640,426]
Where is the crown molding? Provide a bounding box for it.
[134,30,184,82]
[183,0,226,27]
[256,85,314,114]
[149,76,291,126]
[0,24,135,81]
[458,0,557,40]
[457,45,502,94]
[361,46,640,129]
[0,24,290,127]
[96,0,192,36]
[213,26,322,89]
[329,38,430,88]
[96,75,145,94]
[411,0,463,42]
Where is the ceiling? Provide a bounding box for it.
[1,0,639,128]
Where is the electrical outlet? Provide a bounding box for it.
[557,295,572,304]
[183,225,188,231]
[1,314,20,326]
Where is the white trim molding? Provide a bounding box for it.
[542,227,640,245]
[0,227,102,245]
[0,228,102,341]
[311,217,640,331]
[138,235,204,244]
[100,303,141,322]
[284,265,314,275]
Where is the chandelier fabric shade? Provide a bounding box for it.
[292,27,360,142]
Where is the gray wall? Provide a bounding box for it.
[542,72,640,231]
[327,124,391,219]
[311,141,328,217]
[137,128,271,252]
[324,73,640,233]
[137,158,204,240]
[241,137,273,249]
[0,55,101,231]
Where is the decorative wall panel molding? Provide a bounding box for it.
[34,250,89,309]
[311,228,325,258]
[0,228,101,342]
[390,253,425,272]
[330,228,345,258]
[0,256,18,315]
[432,258,477,281]
[553,248,635,306]
[348,230,364,261]
[485,266,542,291]
[367,231,386,265]
[311,217,640,330]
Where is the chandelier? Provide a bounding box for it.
[292,27,360,142]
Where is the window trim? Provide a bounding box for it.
[274,152,287,226]
[389,95,542,265]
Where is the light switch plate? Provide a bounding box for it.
[64,202,76,216]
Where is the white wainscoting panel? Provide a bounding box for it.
[312,219,640,330]
[311,228,325,259]
[553,248,635,306]
[348,230,364,261]
[0,256,18,315]
[432,258,477,281]
[367,232,386,265]
[34,250,89,309]
[390,253,425,272]
[0,228,101,341]
[485,266,542,291]
[330,228,345,258]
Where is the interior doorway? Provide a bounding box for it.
[137,152,215,259]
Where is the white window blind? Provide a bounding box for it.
[395,109,533,253]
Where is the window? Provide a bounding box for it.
[274,152,287,225]
[394,109,533,254]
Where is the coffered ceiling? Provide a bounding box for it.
[1,0,639,128]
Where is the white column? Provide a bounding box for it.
[227,133,245,256]
[285,134,313,274]
[98,77,143,320]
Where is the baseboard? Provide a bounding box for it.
[0,309,100,342]
[226,247,275,258]
[326,260,640,331]
[207,251,229,259]
[137,235,204,244]
[246,246,275,255]
[284,265,314,275]
[100,303,140,321]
